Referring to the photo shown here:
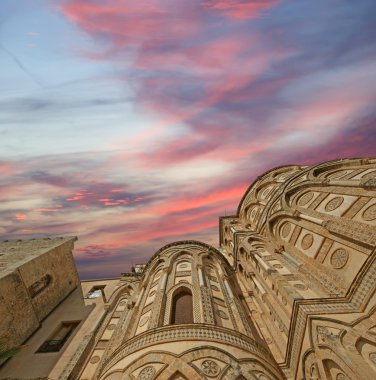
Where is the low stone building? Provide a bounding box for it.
[0,157,375,380]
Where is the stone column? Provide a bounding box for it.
[199,265,215,324]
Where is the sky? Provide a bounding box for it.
[0,0,375,279]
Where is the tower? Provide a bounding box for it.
[83,242,283,379]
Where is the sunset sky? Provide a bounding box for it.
[1,0,375,279]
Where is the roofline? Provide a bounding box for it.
[235,164,300,216]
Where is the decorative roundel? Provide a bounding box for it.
[259,374,271,380]
[362,204,376,221]
[119,300,127,306]
[281,223,292,238]
[208,275,218,282]
[139,316,149,327]
[211,284,220,292]
[336,374,348,380]
[325,196,344,212]
[201,360,220,376]
[294,284,308,291]
[107,323,116,330]
[217,310,229,320]
[273,264,283,269]
[179,263,189,269]
[330,248,349,269]
[298,192,314,207]
[369,352,376,364]
[301,234,314,250]
[149,290,156,297]
[90,355,100,364]
[138,366,156,380]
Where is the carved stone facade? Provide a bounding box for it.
[220,157,376,379]
[1,158,375,380]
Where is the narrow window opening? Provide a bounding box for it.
[28,274,52,298]
[36,321,80,353]
[86,285,106,299]
[171,288,193,325]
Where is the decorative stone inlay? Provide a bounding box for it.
[330,249,349,269]
[336,374,347,380]
[287,255,376,374]
[363,170,376,179]
[301,234,314,250]
[259,375,270,380]
[323,219,376,246]
[327,170,349,179]
[201,287,215,323]
[149,290,156,297]
[361,177,376,189]
[251,207,258,219]
[262,186,273,197]
[298,192,314,207]
[107,324,116,330]
[217,310,229,320]
[294,284,308,291]
[273,264,283,269]
[179,263,189,269]
[208,275,218,282]
[211,285,220,292]
[325,196,344,212]
[281,223,292,238]
[119,301,127,306]
[271,201,282,214]
[101,325,274,375]
[89,355,100,364]
[138,366,156,380]
[362,204,376,221]
[139,316,149,327]
[369,352,376,364]
[201,359,220,376]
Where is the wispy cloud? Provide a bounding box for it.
[0,0,375,278]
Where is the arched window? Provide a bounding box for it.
[238,264,244,275]
[171,288,193,324]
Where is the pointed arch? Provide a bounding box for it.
[170,287,193,325]
[167,371,188,380]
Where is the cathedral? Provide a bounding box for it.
[0,157,375,380]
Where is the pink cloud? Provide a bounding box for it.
[201,0,279,19]
[0,161,15,176]
[61,0,201,49]
[33,208,63,213]
[75,243,119,259]
[146,184,246,216]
